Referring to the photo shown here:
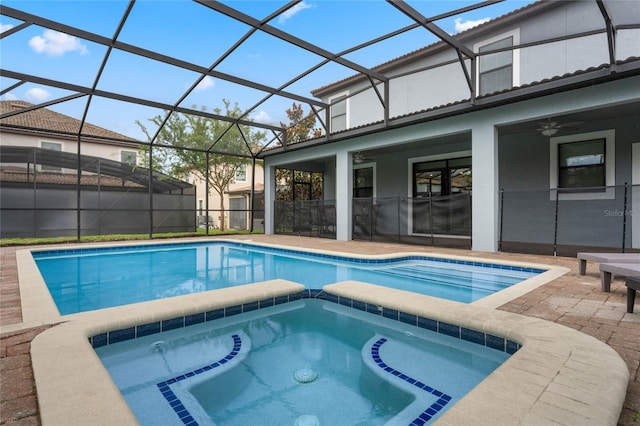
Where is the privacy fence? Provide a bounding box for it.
[0,146,196,238]
[499,184,638,256]
[275,184,639,256]
[275,194,473,249]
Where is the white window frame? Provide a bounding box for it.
[40,141,62,172]
[120,149,137,165]
[235,164,247,183]
[353,162,376,198]
[329,92,348,133]
[549,129,615,200]
[474,29,520,97]
[407,150,472,237]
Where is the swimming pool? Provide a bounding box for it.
[95,297,511,426]
[26,241,626,426]
[32,240,543,315]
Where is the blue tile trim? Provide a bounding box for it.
[156,334,242,426]
[108,327,135,344]
[185,313,204,327]
[371,337,452,425]
[162,317,184,332]
[33,240,545,274]
[89,290,521,358]
[438,322,460,338]
[138,322,161,337]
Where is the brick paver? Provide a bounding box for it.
[1,236,638,425]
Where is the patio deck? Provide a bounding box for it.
[1,234,638,425]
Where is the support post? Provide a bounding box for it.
[335,151,352,241]
[553,188,559,256]
[471,123,499,252]
[205,152,210,236]
[249,157,256,233]
[622,182,628,252]
[148,144,153,239]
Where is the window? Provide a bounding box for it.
[41,142,62,172]
[558,139,605,189]
[412,157,471,197]
[550,129,615,200]
[478,37,513,95]
[235,164,247,182]
[409,153,472,236]
[475,30,519,96]
[353,165,375,198]
[121,150,137,165]
[330,94,347,132]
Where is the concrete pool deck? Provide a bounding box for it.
[1,234,639,425]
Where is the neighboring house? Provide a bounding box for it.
[261,0,640,255]
[0,100,195,237]
[1,100,142,164]
[192,161,265,231]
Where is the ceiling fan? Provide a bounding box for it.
[353,152,374,164]
[537,119,583,136]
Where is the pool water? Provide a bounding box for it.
[96,299,510,425]
[33,241,542,315]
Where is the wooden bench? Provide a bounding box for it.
[625,277,640,313]
[599,263,640,292]
[577,252,640,275]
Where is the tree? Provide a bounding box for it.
[137,100,265,231]
[275,103,324,201]
[279,102,322,145]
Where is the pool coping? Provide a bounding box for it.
[29,279,628,426]
[16,237,569,324]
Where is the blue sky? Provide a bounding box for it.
[0,0,535,141]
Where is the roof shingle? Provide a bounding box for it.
[0,100,140,146]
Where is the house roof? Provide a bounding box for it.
[0,100,140,146]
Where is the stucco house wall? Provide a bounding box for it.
[314,1,639,131]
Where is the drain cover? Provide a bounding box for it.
[293,368,318,383]
[295,414,319,426]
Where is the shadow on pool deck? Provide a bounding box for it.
[1,235,638,425]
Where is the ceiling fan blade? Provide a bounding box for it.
[538,121,558,129]
[558,121,584,128]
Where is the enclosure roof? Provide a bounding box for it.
[1,0,638,159]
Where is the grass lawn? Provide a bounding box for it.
[0,228,263,247]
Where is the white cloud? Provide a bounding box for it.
[25,87,52,102]
[454,17,491,33]
[278,1,313,23]
[28,30,88,56]
[253,110,273,124]
[2,93,18,101]
[1,24,14,33]
[195,76,215,91]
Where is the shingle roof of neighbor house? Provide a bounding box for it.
[0,100,140,146]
